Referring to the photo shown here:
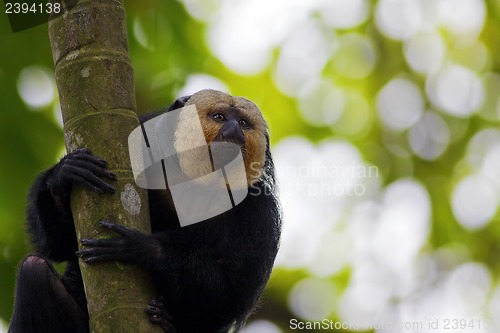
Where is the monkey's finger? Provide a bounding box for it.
[77,247,104,257]
[70,165,116,192]
[77,246,120,260]
[71,148,108,168]
[63,165,116,194]
[66,172,115,194]
[65,172,104,194]
[82,254,119,264]
[66,159,117,181]
[98,221,138,238]
[80,238,119,248]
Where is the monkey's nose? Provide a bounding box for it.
[216,121,245,146]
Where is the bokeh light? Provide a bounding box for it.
[274,20,333,96]
[408,112,450,160]
[330,33,377,80]
[376,78,424,131]
[289,278,337,320]
[17,66,55,109]
[444,263,491,314]
[452,174,498,230]
[374,180,431,271]
[298,79,344,127]
[317,0,369,29]
[375,0,422,41]
[426,64,484,118]
[338,280,392,328]
[177,74,229,96]
[466,128,500,168]
[330,89,372,138]
[242,320,282,333]
[207,0,314,75]
[273,137,375,269]
[404,32,445,75]
[438,0,486,37]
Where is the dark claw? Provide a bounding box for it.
[76,250,85,258]
[80,238,91,245]
[76,248,93,258]
[99,220,111,227]
[98,220,120,230]
[146,299,176,332]
[79,237,117,247]
[98,221,139,238]
[83,255,117,264]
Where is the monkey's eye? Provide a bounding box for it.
[238,119,250,128]
[211,113,226,122]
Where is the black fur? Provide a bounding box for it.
[8,95,281,333]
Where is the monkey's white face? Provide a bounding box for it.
[174,89,268,187]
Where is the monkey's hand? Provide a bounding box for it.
[77,221,160,266]
[47,148,116,197]
[146,299,177,333]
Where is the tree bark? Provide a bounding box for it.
[48,1,163,332]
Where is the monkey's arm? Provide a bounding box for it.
[77,220,263,296]
[77,221,213,274]
[78,221,242,311]
[27,148,116,261]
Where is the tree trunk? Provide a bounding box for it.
[48,1,163,332]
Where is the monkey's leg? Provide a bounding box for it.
[8,255,88,333]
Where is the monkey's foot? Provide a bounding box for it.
[146,299,177,333]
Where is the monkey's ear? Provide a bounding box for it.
[167,95,192,111]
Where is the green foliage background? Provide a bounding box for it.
[1,0,500,332]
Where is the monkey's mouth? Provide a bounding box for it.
[209,141,245,168]
[210,140,244,153]
[211,137,244,147]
